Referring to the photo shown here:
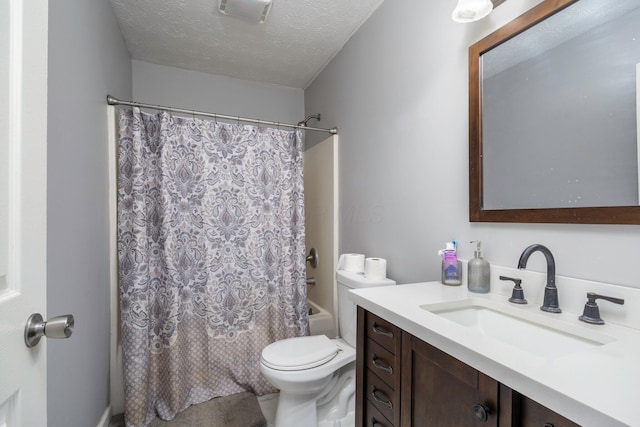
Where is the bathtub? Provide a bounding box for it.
[307,299,334,337]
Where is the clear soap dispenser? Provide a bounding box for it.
[468,240,490,293]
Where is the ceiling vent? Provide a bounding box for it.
[217,0,274,24]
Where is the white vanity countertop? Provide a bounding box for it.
[349,278,640,427]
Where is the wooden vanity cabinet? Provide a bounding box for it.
[520,397,580,426]
[356,307,581,427]
[356,308,402,427]
[499,386,580,427]
[400,331,499,426]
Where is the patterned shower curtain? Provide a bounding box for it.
[117,108,308,427]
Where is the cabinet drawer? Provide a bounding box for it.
[365,399,393,427]
[366,367,398,424]
[366,338,398,388]
[520,395,580,427]
[366,311,399,352]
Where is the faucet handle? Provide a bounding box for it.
[579,292,625,325]
[500,275,527,304]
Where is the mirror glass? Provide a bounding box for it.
[470,0,640,223]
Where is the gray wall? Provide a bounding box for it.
[47,1,131,426]
[305,0,640,288]
[132,60,304,124]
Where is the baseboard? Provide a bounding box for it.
[97,405,112,427]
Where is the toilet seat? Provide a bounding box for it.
[261,335,340,371]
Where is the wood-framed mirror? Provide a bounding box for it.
[469,0,640,224]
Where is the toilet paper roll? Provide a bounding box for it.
[364,257,387,280]
[337,253,365,273]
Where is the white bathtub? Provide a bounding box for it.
[307,299,334,337]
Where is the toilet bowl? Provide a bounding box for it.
[260,270,395,427]
[261,336,355,427]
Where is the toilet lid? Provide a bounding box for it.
[261,335,339,371]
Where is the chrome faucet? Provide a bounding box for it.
[517,244,561,313]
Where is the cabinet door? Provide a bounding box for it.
[400,332,499,427]
[521,396,580,427]
[500,385,581,427]
[357,307,366,427]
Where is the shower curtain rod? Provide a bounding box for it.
[107,95,338,135]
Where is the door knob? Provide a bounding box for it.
[24,313,75,347]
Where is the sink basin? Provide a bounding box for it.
[421,299,615,359]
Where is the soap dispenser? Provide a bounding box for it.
[468,240,490,293]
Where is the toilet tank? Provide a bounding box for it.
[336,270,396,347]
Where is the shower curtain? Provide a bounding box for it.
[117,107,308,427]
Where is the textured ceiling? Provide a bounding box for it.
[109,0,384,89]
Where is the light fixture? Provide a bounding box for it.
[452,0,493,23]
[217,0,274,24]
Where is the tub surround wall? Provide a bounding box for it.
[304,136,339,337]
[304,0,640,289]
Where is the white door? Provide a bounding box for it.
[0,0,49,426]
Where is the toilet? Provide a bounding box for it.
[260,270,396,427]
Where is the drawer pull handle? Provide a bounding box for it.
[371,387,392,409]
[372,354,393,374]
[372,419,384,427]
[372,323,393,338]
